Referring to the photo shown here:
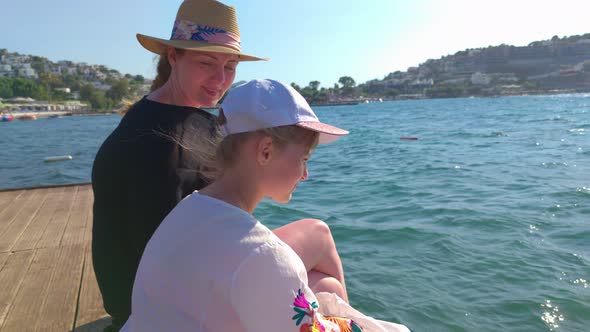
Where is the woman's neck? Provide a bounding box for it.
[147,80,200,108]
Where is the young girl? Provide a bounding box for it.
[121,79,409,332]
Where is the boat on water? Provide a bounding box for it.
[1,114,13,122]
[18,114,37,120]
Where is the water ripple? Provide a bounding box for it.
[3,95,590,332]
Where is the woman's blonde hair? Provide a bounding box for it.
[150,48,185,92]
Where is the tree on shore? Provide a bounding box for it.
[0,78,14,98]
[338,76,357,97]
[80,83,116,110]
[338,76,355,88]
[106,79,129,102]
[0,77,48,100]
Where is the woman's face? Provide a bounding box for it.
[172,50,238,107]
[264,142,312,204]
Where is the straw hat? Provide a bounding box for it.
[136,0,267,61]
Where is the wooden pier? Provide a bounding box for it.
[0,184,110,332]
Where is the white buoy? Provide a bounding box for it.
[44,155,73,163]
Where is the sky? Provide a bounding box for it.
[2,0,589,88]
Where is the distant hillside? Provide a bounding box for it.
[360,33,590,99]
[3,33,590,108]
[0,49,150,110]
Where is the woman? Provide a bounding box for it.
[92,1,348,330]
[121,79,409,332]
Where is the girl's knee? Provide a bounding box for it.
[301,218,332,238]
[309,273,347,300]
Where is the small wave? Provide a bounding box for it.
[549,116,564,121]
[572,278,588,288]
[530,116,571,123]
[448,131,482,139]
[568,128,586,134]
[542,93,590,98]
[546,204,565,213]
[540,300,564,331]
[576,187,590,194]
[541,162,569,168]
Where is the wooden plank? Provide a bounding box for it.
[0,250,35,328]
[0,247,60,332]
[73,186,113,331]
[74,248,110,330]
[61,186,92,247]
[36,186,77,249]
[83,186,94,247]
[74,186,111,331]
[83,186,94,252]
[11,187,66,252]
[0,191,23,216]
[36,244,85,332]
[0,190,36,240]
[0,253,9,273]
[0,189,49,253]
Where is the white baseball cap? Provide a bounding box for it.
[219,79,349,144]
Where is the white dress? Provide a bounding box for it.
[121,192,409,332]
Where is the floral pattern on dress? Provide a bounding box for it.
[292,289,363,332]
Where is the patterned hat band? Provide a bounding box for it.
[170,19,241,52]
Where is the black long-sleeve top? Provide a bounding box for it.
[91,97,216,323]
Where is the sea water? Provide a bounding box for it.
[0,94,588,331]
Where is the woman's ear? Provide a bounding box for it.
[166,47,178,67]
[257,136,273,166]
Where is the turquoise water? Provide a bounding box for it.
[1,94,589,331]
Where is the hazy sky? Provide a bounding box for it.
[2,0,589,87]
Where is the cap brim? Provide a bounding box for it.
[137,34,268,62]
[296,121,349,144]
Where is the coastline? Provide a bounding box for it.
[7,111,73,118]
[2,89,588,119]
[2,110,119,118]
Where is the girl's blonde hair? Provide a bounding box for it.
[210,110,319,177]
[168,111,319,182]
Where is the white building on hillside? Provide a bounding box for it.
[471,72,491,85]
[92,82,111,90]
[54,87,71,94]
[17,63,37,79]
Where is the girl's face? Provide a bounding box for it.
[172,50,238,107]
[264,143,312,204]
